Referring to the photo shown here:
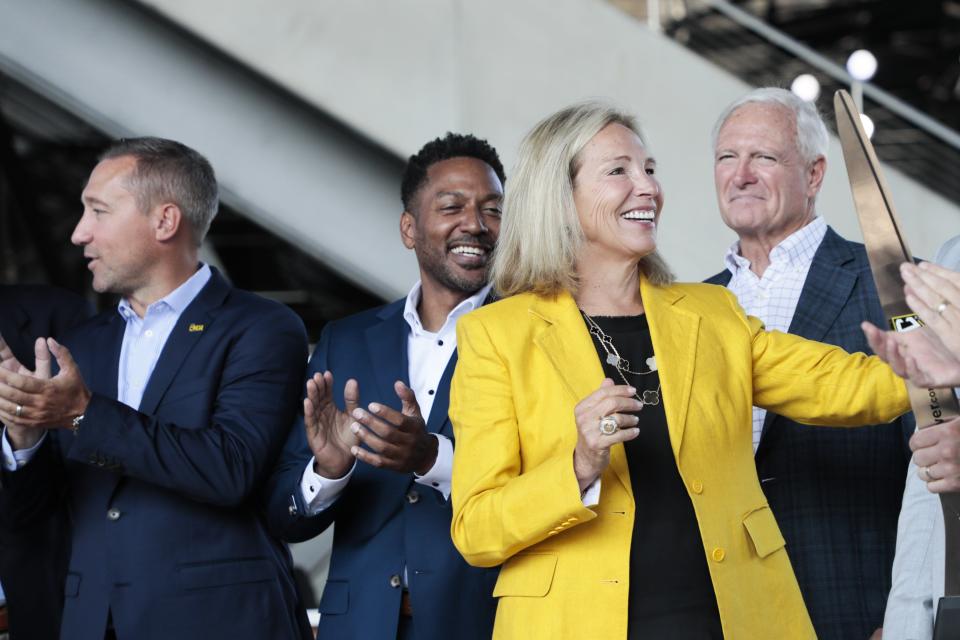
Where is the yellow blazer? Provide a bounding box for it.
[449,279,909,640]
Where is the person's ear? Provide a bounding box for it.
[807,156,826,196]
[154,203,183,242]
[400,210,417,250]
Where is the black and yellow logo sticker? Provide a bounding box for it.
[890,313,924,333]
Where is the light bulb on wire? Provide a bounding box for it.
[847,49,878,82]
[791,74,821,102]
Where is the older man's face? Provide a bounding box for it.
[714,102,824,244]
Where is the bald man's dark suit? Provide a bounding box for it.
[0,285,93,640]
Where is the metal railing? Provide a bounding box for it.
[645,0,960,152]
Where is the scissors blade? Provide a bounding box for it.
[835,89,960,598]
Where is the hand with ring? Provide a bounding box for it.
[910,416,960,494]
[572,378,642,493]
[902,262,960,352]
[861,262,960,388]
[599,415,619,435]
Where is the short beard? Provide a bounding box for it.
[416,244,490,296]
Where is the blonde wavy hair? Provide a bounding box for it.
[492,101,674,297]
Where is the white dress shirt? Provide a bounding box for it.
[2,265,212,470]
[300,282,492,514]
[723,216,827,452]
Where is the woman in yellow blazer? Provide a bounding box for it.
[448,102,910,639]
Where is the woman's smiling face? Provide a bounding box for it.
[572,123,663,263]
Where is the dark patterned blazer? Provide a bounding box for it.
[706,226,914,640]
[0,285,92,640]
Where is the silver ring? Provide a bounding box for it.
[937,300,950,315]
[598,415,619,436]
[923,466,936,482]
[14,404,22,418]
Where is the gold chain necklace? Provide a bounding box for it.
[581,311,661,408]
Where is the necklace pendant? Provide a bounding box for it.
[642,389,660,405]
[606,353,621,367]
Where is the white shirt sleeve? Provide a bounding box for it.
[1,427,46,472]
[883,461,939,640]
[300,458,356,515]
[581,478,601,507]
[414,433,453,499]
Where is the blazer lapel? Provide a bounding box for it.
[787,227,857,343]
[642,279,700,460]
[363,301,410,410]
[89,313,125,400]
[427,351,457,437]
[137,270,229,415]
[529,292,634,495]
[427,292,495,438]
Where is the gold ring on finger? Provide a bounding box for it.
[15,404,22,418]
[598,415,619,436]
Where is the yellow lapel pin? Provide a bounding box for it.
[188,323,205,333]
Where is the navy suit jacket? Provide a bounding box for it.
[266,298,499,640]
[0,271,312,640]
[707,226,914,640]
[0,285,92,640]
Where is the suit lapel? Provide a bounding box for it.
[89,313,125,400]
[530,292,633,495]
[757,226,856,448]
[426,351,457,437]
[786,228,857,342]
[137,270,229,415]
[642,279,700,460]
[426,292,496,438]
[363,301,409,409]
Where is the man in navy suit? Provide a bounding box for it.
[266,133,504,640]
[705,88,914,640]
[0,284,92,639]
[0,138,311,640]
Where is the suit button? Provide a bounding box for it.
[711,547,725,562]
[107,508,122,521]
[389,574,402,588]
[691,480,703,494]
[547,531,559,536]
[406,489,420,504]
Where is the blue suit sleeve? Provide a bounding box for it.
[61,304,307,507]
[265,322,347,542]
[0,435,66,531]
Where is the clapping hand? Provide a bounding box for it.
[348,381,437,475]
[0,337,90,449]
[303,371,361,479]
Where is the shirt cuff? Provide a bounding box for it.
[1,427,46,472]
[300,458,355,515]
[581,478,601,507]
[414,433,453,499]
